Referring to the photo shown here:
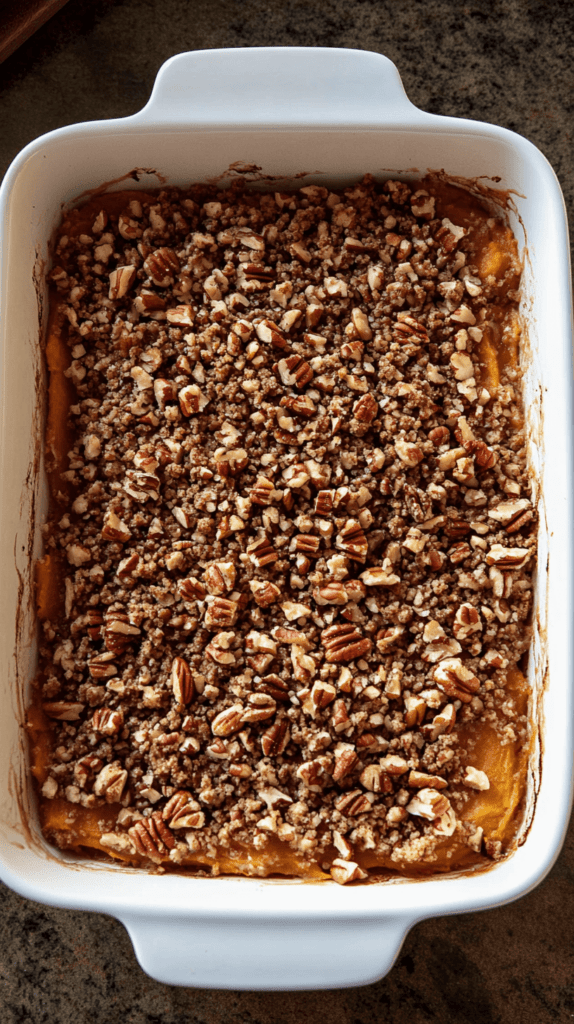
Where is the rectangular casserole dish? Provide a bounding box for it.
[0,47,572,991]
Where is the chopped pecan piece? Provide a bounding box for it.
[352,393,378,423]
[332,743,359,781]
[43,701,84,721]
[249,580,281,606]
[486,544,531,569]
[255,674,290,702]
[247,536,278,568]
[241,693,277,723]
[335,790,372,815]
[178,576,207,601]
[205,632,237,665]
[330,859,368,885]
[261,719,290,756]
[204,562,237,595]
[277,354,313,389]
[313,581,348,606]
[108,265,136,299]
[292,533,320,556]
[205,597,238,629]
[250,477,275,506]
[143,247,180,286]
[93,762,128,803]
[335,520,368,562]
[360,765,393,793]
[92,708,123,734]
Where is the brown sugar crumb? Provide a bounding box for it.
[35,175,534,880]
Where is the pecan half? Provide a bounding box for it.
[129,811,176,862]
[170,657,195,705]
[211,704,244,737]
[247,536,278,568]
[162,791,205,829]
[321,623,372,663]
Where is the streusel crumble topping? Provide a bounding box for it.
[33,174,533,881]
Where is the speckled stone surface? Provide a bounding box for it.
[0,1,573,1020]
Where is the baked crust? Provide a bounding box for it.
[30,175,533,881]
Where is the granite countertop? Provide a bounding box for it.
[0,1,573,1020]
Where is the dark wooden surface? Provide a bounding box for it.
[0,0,70,65]
[0,1,572,1021]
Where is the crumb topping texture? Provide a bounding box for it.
[35,175,534,880]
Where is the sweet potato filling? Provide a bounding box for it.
[29,175,533,881]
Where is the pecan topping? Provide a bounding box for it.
[314,489,334,515]
[43,701,85,721]
[241,693,277,723]
[108,265,136,299]
[249,580,281,606]
[330,859,368,885]
[332,744,359,781]
[292,533,320,556]
[103,615,141,653]
[280,394,316,418]
[250,477,275,506]
[178,577,207,601]
[359,765,392,793]
[88,652,117,679]
[256,319,288,349]
[486,544,531,569]
[313,581,348,606]
[40,174,531,879]
[204,562,237,595]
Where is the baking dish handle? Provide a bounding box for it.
[121,911,412,989]
[132,47,422,127]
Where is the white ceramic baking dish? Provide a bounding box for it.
[0,47,572,991]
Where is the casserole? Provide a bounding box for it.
[0,46,572,990]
